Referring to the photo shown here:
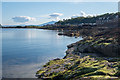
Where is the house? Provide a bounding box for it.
[96,15,118,26]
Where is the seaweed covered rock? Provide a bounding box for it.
[66,36,120,57]
[36,54,120,80]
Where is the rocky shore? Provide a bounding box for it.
[66,36,120,57]
[36,54,120,80]
[36,27,120,80]
[60,27,120,57]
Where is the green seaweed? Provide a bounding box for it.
[36,54,120,79]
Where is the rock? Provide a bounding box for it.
[37,27,120,79]
[53,58,60,61]
[93,44,120,57]
[67,43,76,48]
[36,54,120,79]
[66,36,120,57]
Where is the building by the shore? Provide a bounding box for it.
[96,15,119,27]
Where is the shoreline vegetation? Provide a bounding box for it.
[35,27,120,79]
[2,12,120,79]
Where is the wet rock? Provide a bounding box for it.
[36,54,120,79]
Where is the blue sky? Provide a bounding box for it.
[2,2,118,25]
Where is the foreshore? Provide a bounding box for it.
[36,27,120,80]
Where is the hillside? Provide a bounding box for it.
[55,12,119,25]
[39,21,57,26]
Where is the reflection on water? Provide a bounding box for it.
[2,29,82,78]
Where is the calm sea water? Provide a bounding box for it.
[2,29,82,78]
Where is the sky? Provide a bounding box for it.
[2,2,118,25]
[1,0,120,2]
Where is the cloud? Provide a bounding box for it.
[72,11,96,18]
[49,13,63,21]
[72,14,80,18]
[12,16,36,23]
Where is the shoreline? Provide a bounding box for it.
[35,27,120,79]
[2,27,120,79]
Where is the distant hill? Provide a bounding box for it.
[56,12,120,25]
[2,21,57,27]
[39,21,57,26]
[2,24,27,27]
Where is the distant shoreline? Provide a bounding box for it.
[2,27,37,29]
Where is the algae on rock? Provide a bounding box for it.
[36,54,120,80]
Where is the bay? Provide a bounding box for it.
[2,29,82,78]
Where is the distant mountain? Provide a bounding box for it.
[2,24,38,27]
[2,24,27,27]
[39,21,57,26]
[2,21,57,27]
